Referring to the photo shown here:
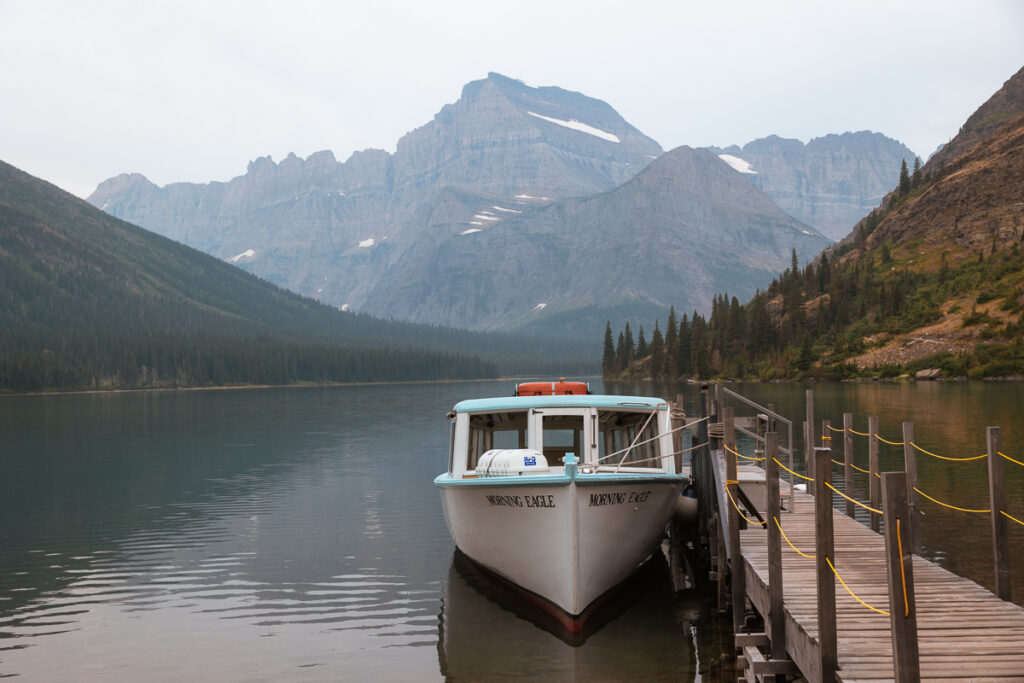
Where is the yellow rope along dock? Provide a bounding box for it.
[725,443,764,462]
[724,480,766,526]
[875,433,905,446]
[826,481,884,515]
[848,427,869,437]
[773,457,813,482]
[909,441,987,462]
[1000,451,1024,468]
[913,486,990,514]
[827,556,890,616]
[774,516,815,559]
[1002,509,1024,527]
[832,457,881,478]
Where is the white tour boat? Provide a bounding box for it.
[435,381,687,628]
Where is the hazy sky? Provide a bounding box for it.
[2,0,1022,198]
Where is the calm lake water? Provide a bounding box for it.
[2,379,1022,680]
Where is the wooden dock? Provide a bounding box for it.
[683,385,1024,682]
[740,486,1024,681]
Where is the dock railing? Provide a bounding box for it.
[703,386,1024,681]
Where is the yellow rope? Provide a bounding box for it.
[774,516,815,559]
[725,481,767,526]
[774,457,814,482]
[875,434,905,446]
[726,443,765,461]
[897,518,909,618]
[1000,451,1024,468]
[849,427,869,437]
[821,435,832,442]
[913,486,990,514]
[827,425,845,433]
[826,481,884,515]
[826,556,890,616]
[1002,510,1024,527]
[909,441,987,462]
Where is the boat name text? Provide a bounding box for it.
[588,490,652,507]
[485,494,556,509]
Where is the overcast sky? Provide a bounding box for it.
[2,0,1022,198]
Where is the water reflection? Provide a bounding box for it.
[439,551,704,681]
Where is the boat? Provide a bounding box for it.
[434,381,688,628]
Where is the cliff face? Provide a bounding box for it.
[712,131,918,241]
[366,147,828,332]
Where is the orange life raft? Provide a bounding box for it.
[514,380,591,396]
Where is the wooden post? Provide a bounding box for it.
[818,418,831,483]
[882,471,920,682]
[805,389,815,480]
[766,432,786,662]
[714,510,728,612]
[902,422,921,555]
[814,446,837,681]
[869,416,881,533]
[987,426,1011,601]
[673,394,684,475]
[724,407,746,634]
[843,412,855,518]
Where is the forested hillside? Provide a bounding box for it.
[0,160,592,392]
[604,65,1024,381]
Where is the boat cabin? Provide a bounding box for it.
[447,395,674,478]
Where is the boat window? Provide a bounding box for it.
[465,411,528,470]
[597,410,662,468]
[541,415,583,466]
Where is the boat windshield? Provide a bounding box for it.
[466,411,528,470]
[597,409,662,468]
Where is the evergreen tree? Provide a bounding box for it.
[664,306,678,378]
[623,323,635,364]
[636,325,648,358]
[602,321,616,376]
[898,158,911,196]
[616,331,627,369]
[650,321,665,377]
[677,313,691,377]
[911,156,922,188]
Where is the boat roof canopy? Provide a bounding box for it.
[453,395,668,414]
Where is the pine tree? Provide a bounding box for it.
[636,325,648,358]
[602,321,616,376]
[616,331,627,369]
[664,306,678,378]
[677,313,691,377]
[911,156,922,188]
[898,158,910,196]
[623,323,635,364]
[650,321,665,378]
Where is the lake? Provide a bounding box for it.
[1,379,1022,680]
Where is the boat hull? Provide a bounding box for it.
[436,473,684,616]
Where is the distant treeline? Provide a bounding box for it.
[605,237,1024,381]
[0,331,496,392]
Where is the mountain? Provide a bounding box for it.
[88,73,662,314]
[0,159,602,392]
[710,131,918,241]
[365,146,829,332]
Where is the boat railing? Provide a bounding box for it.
[596,415,710,472]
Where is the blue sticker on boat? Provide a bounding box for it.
[523,455,536,466]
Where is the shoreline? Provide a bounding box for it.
[0,376,516,400]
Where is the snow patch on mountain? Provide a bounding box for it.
[527,111,620,143]
[718,154,757,175]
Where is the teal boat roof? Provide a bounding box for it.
[453,394,668,413]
